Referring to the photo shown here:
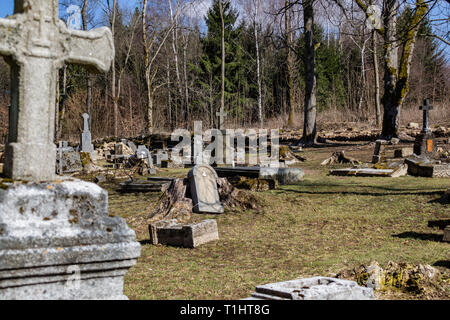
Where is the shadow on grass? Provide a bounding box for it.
[392,232,443,242]
[428,196,449,205]
[139,240,153,246]
[303,141,373,149]
[281,187,444,198]
[433,260,450,269]
[428,219,450,230]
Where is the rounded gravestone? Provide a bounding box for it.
[188,164,224,214]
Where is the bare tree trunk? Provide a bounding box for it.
[286,0,295,127]
[142,0,152,134]
[110,0,118,136]
[182,33,189,122]
[301,0,317,146]
[357,36,369,119]
[81,0,92,127]
[219,0,225,130]
[372,30,382,127]
[168,0,184,122]
[380,0,399,138]
[254,0,263,128]
[361,0,428,139]
[167,56,172,129]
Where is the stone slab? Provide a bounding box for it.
[259,167,305,185]
[248,277,374,300]
[405,156,450,178]
[330,164,408,178]
[214,167,305,185]
[443,226,450,243]
[394,148,414,158]
[148,219,219,248]
[119,180,169,193]
[0,180,140,299]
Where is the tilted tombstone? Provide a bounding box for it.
[372,140,388,164]
[0,0,140,300]
[80,113,94,154]
[188,164,224,214]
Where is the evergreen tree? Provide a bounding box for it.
[196,0,242,126]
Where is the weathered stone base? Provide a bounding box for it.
[0,179,141,300]
[247,277,374,300]
[5,142,57,181]
[0,264,131,300]
[414,132,436,157]
[149,219,219,248]
[405,156,450,178]
[443,226,450,243]
[394,148,414,158]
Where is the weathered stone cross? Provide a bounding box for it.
[419,98,433,134]
[0,0,114,181]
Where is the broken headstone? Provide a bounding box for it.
[247,277,374,300]
[405,155,450,178]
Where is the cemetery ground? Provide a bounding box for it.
[92,141,449,300]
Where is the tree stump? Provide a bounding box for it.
[148,177,260,224]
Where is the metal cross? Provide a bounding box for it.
[419,98,434,133]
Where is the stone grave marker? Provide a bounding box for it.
[188,164,224,214]
[413,99,436,157]
[0,0,140,300]
[1,0,114,181]
[80,113,94,154]
[372,140,388,164]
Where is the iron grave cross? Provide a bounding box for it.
[0,0,114,181]
[420,98,433,134]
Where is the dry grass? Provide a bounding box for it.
[96,142,450,300]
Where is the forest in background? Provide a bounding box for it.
[0,0,448,143]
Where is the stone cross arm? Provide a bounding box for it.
[0,18,114,73]
[0,18,18,58]
[64,27,114,73]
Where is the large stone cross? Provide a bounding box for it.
[0,0,114,181]
[419,98,433,134]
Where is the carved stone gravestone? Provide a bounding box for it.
[0,0,140,300]
[80,113,94,154]
[188,164,224,214]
